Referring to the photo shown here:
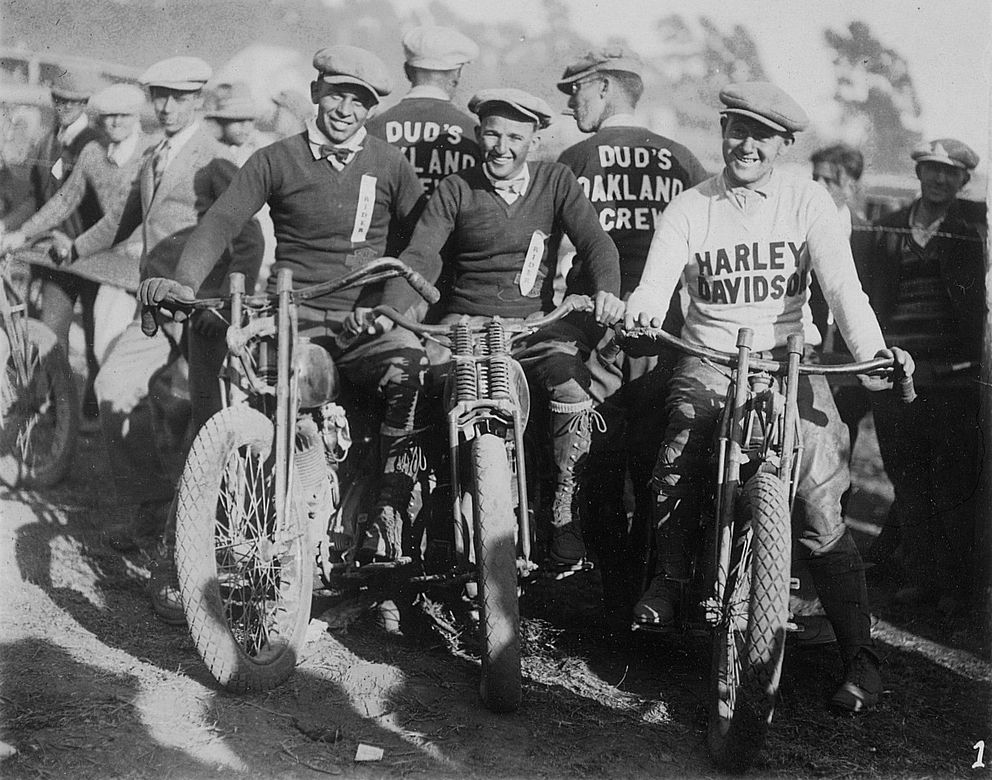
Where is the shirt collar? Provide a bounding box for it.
[161,121,201,156]
[306,117,367,160]
[720,168,775,208]
[599,113,638,129]
[107,130,141,167]
[483,162,530,189]
[402,85,452,101]
[57,113,89,146]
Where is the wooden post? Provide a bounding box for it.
[980,117,992,634]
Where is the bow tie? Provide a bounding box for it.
[319,144,359,163]
[492,178,524,195]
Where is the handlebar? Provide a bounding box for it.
[139,258,441,336]
[371,293,595,341]
[605,325,916,403]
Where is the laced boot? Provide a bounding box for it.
[548,400,604,570]
[359,432,424,563]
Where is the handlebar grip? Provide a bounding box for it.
[597,335,623,367]
[897,374,917,405]
[405,269,440,305]
[140,305,160,337]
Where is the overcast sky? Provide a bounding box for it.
[388,0,991,164]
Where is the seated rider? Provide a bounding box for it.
[383,88,625,572]
[138,45,430,564]
[623,82,914,713]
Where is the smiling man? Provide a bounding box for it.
[625,81,915,713]
[387,87,623,572]
[139,45,429,567]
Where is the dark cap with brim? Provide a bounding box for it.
[312,45,391,103]
[911,138,979,171]
[556,47,644,94]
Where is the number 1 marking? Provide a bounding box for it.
[974,740,986,769]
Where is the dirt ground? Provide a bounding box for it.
[2,365,991,778]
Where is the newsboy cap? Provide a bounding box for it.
[911,138,979,171]
[556,47,644,94]
[50,72,91,102]
[719,81,809,134]
[206,82,258,120]
[312,45,392,102]
[90,83,146,115]
[140,56,212,91]
[403,26,479,70]
[469,88,554,129]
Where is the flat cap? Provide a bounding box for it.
[403,26,479,70]
[469,88,554,129]
[50,72,91,101]
[140,56,212,91]
[90,83,146,115]
[719,81,809,134]
[911,138,979,171]
[312,45,391,102]
[206,82,258,120]
[556,47,643,94]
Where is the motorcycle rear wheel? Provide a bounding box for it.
[707,472,790,772]
[176,405,313,693]
[471,432,522,713]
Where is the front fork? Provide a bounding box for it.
[446,319,532,571]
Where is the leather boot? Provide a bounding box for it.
[807,530,880,711]
[549,400,603,569]
[359,432,424,563]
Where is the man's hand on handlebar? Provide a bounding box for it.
[0,230,26,254]
[593,291,624,326]
[861,346,917,399]
[138,277,196,320]
[623,308,664,331]
[343,306,394,338]
[48,230,74,263]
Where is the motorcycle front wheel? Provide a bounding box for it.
[470,432,522,713]
[176,404,313,693]
[707,472,790,772]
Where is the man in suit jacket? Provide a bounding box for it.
[78,56,263,623]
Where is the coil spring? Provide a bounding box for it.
[476,337,490,399]
[486,321,510,399]
[452,321,477,401]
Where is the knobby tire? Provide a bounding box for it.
[176,405,313,693]
[708,472,791,773]
[471,433,522,713]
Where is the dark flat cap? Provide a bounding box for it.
[719,81,809,134]
[140,56,212,91]
[911,138,979,171]
[312,45,391,102]
[469,88,554,129]
[50,72,91,101]
[556,47,643,94]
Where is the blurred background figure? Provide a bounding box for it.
[270,88,311,138]
[206,81,268,164]
[1,71,106,424]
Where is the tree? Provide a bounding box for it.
[824,21,923,173]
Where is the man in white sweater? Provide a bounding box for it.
[624,81,914,713]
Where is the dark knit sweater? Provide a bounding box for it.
[392,161,620,317]
[176,132,424,310]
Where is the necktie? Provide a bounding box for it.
[152,141,170,190]
[492,178,523,195]
[319,144,358,166]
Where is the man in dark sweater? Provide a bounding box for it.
[388,88,624,571]
[555,48,707,621]
[139,45,429,564]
